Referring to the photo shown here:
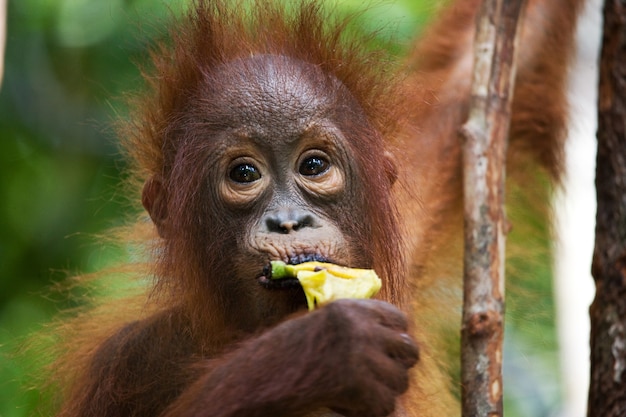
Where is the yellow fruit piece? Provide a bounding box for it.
[270,261,382,310]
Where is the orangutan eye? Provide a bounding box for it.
[229,163,261,183]
[299,156,330,177]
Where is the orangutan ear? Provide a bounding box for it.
[383,150,398,186]
[142,176,169,238]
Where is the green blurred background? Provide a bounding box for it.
[0,1,562,416]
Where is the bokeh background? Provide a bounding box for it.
[0,1,590,416]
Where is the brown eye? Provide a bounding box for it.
[299,156,329,177]
[229,163,261,183]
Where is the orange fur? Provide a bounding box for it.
[43,1,585,416]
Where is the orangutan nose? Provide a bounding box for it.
[264,208,317,234]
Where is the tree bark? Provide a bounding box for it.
[460,1,527,416]
[588,1,626,415]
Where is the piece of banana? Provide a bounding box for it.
[270,260,382,310]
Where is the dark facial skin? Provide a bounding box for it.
[145,55,378,328]
[212,56,356,261]
[215,59,356,324]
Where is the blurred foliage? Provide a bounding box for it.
[0,1,184,414]
[0,1,561,416]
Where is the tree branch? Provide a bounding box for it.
[460,0,527,416]
[588,0,626,415]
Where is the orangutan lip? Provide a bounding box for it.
[257,274,301,290]
[287,253,330,265]
[257,253,330,290]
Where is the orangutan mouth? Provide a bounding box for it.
[257,253,330,290]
